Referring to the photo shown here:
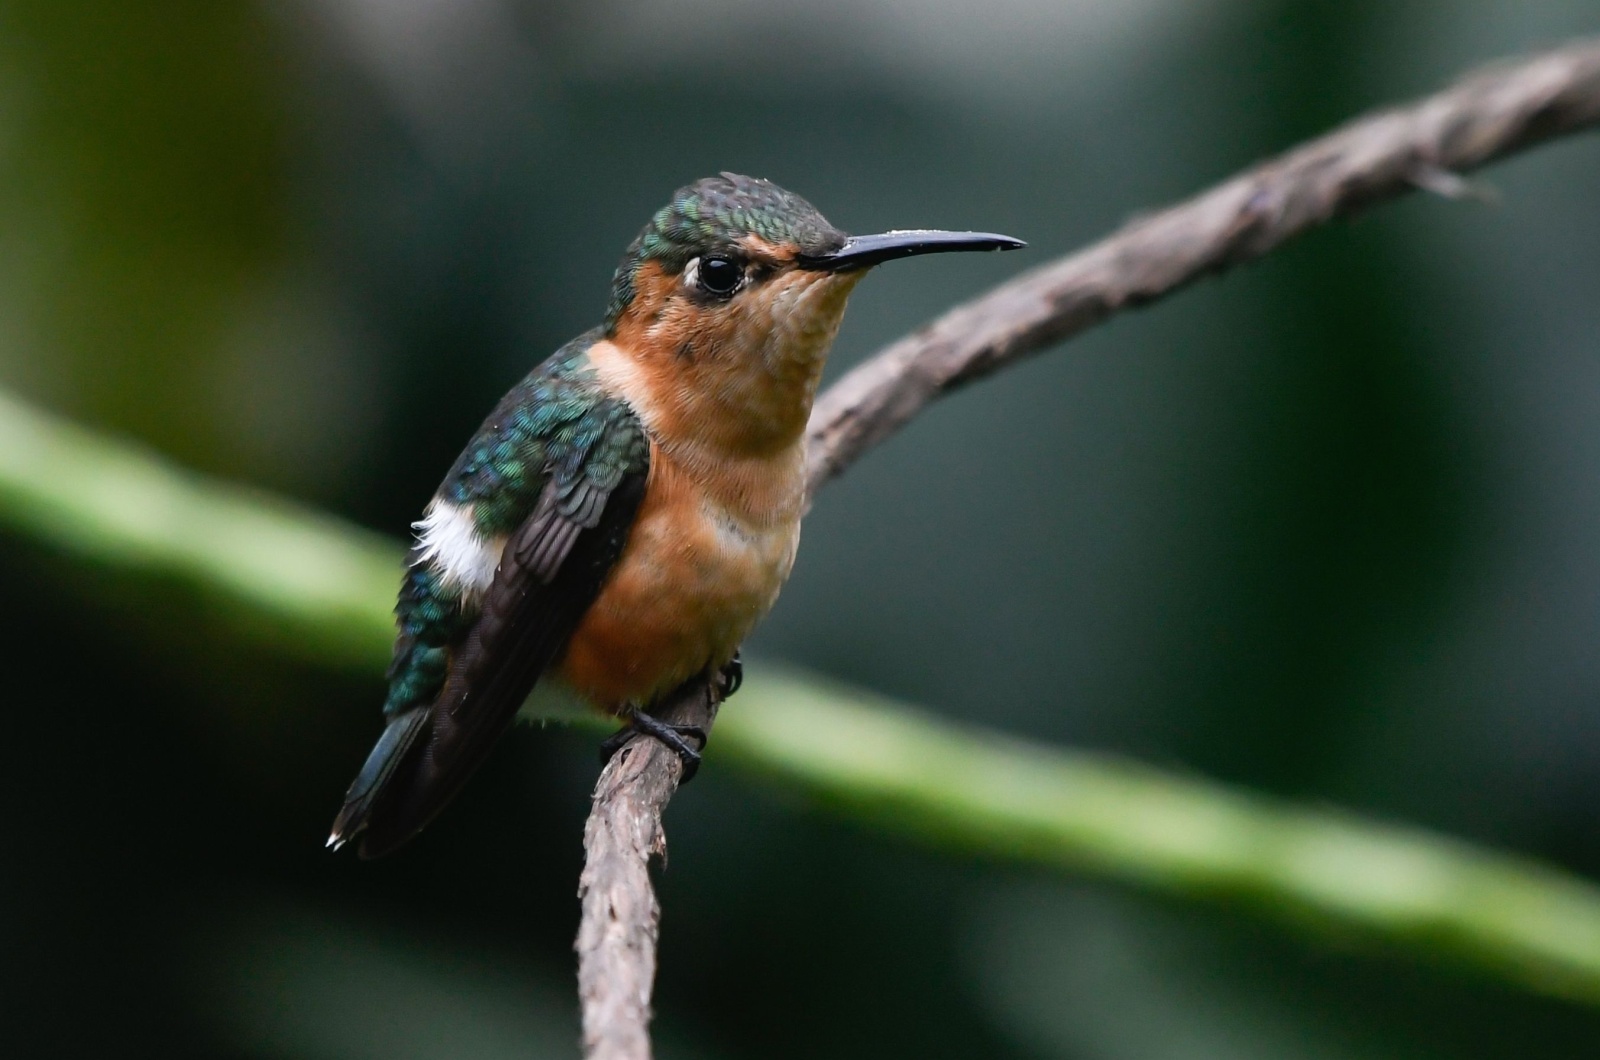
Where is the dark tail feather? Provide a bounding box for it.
[327,707,430,855]
[346,703,519,860]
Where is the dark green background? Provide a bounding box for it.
[2,2,1599,1057]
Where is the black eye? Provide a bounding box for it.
[697,256,743,296]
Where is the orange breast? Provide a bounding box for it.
[556,440,803,711]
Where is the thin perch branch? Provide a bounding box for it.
[577,37,1600,1059]
[578,682,719,1060]
[804,37,1600,495]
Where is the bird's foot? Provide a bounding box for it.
[599,706,707,782]
[717,650,744,699]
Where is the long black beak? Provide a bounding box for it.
[797,230,1025,272]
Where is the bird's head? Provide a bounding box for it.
[603,173,1022,450]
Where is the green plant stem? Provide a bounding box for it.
[2,386,1600,1004]
[723,670,1600,1005]
[0,389,397,668]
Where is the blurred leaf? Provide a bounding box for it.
[3,384,1600,1007]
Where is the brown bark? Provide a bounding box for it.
[806,39,1600,497]
[575,37,1600,1060]
[577,682,719,1060]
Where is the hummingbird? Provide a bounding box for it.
[329,173,1023,857]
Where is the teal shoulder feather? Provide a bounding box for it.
[332,328,650,856]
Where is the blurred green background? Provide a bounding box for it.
[3,1,1600,1057]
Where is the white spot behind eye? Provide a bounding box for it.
[683,256,701,289]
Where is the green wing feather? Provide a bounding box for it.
[330,330,650,857]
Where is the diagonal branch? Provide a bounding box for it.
[804,37,1600,496]
[579,36,1600,1060]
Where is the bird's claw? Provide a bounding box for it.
[717,650,744,699]
[599,707,706,782]
[597,659,738,782]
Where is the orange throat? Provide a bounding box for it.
[558,262,862,709]
[600,257,862,456]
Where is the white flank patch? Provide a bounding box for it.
[412,499,503,595]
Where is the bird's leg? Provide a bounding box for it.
[597,657,741,780]
[717,649,743,698]
[598,704,707,782]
